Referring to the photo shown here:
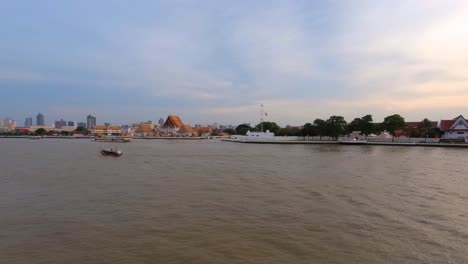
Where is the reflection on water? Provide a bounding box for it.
[1,139,467,264]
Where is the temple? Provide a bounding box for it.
[161,115,184,136]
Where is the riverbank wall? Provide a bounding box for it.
[222,138,468,148]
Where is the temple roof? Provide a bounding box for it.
[162,115,184,128]
[135,124,153,133]
[178,124,193,133]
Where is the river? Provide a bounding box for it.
[1,139,467,263]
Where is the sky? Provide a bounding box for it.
[1,0,468,126]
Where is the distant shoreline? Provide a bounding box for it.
[222,138,468,148]
[0,135,210,140]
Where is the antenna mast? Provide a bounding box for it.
[260,104,264,132]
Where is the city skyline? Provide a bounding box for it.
[2,1,468,125]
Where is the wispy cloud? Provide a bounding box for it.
[2,1,468,124]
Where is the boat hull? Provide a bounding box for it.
[100,150,123,157]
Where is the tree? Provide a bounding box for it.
[235,123,252,135]
[326,116,347,140]
[60,130,70,136]
[302,123,317,137]
[255,122,280,134]
[347,118,361,135]
[418,118,434,140]
[347,115,374,137]
[74,126,88,135]
[382,114,406,141]
[223,128,236,135]
[314,119,327,140]
[34,128,47,135]
[360,115,375,136]
[277,127,302,136]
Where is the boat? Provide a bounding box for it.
[93,136,133,142]
[100,149,123,157]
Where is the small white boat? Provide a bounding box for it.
[100,149,123,157]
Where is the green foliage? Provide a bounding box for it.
[277,127,302,136]
[347,114,374,136]
[34,128,47,135]
[382,114,406,138]
[223,128,236,135]
[235,123,252,135]
[313,119,327,139]
[302,123,318,137]
[255,122,280,134]
[326,116,347,140]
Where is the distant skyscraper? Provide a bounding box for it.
[158,118,164,126]
[2,118,16,131]
[67,121,76,126]
[55,119,67,129]
[87,115,96,129]
[36,113,45,126]
[25,117,33,127]
[77,122,86,128]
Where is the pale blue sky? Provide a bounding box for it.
[1,0,468,126]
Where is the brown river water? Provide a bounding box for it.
[1,139,467,264]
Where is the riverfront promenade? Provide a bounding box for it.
[222,138,468,148]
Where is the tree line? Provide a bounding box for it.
[228,114,442,140]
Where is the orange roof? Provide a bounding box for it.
[194,126,212,133]
[162,115,184,128]
[94,126,121,130]
[179,124,193,133]
[135,124,153,133]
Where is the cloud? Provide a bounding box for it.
[3,1,468,124]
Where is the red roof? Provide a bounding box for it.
[439,115,468,130]
[405,121,438,129]
[439,120,455,130]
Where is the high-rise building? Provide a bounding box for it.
[67,121,76,127]
[55,119,67,129]
[36,113,45,126]
[2,118,16,131]
[25,117,33,127]
[87,115,96,129]
[158,118,165,126]
[77,122,86,128]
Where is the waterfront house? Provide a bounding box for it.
[92,126,122,136]
[134,123,154,137]
[439,115,468,141]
